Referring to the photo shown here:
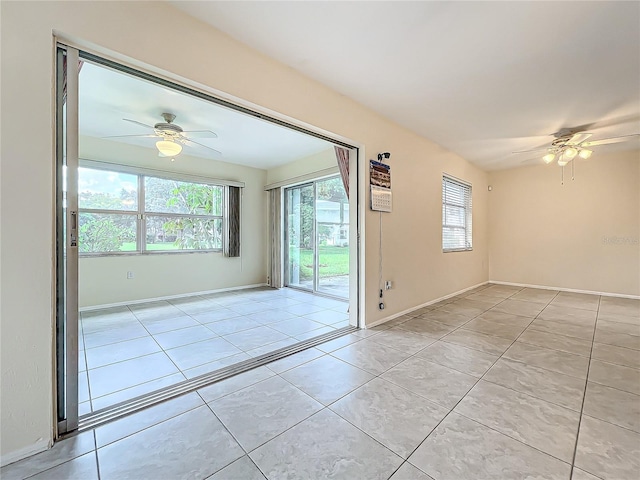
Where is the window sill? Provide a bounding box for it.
[80,249,223,258]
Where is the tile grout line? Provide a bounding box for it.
[388,288,576,478]
[568,295,601,480]
[85,291,340,408]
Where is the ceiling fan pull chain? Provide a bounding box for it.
[561,165,564,186]
[572,159,575,181]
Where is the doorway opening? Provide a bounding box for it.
[56,44,361,434]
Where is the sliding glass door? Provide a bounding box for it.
[285,184,315,291]
[285,176,349,299]
[316,177,349,297]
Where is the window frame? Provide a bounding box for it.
[78,160,240,256]
[442,174,473,253]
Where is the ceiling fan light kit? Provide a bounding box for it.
[515,132,639,182]
[156,140,183,158]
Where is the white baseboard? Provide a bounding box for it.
[489,280,640,300]
[366,281,490,328]
[1,438,50,467]
[80,283,269,312]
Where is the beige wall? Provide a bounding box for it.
[489,150,640,296]
[78,137,267,308]
[266,148,337,186]
[0,0,488,460]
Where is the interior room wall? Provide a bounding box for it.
[489,150,640,296]
[0,0,488,461]
[265,148,338,186]
[78,137,268,308]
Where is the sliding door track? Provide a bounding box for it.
[76,326,357,432]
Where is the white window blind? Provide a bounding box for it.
[442,175,472,252]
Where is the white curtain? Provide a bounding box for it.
[267,187,283,288]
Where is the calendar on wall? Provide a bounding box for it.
[369,160,392,212]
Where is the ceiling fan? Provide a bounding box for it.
[104,113,222,159]
[515,129,639,166]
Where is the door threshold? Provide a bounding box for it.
[74,325,357,433]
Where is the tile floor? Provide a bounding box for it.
[3,283,639,479]
[78,287,350,412]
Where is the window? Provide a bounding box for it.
[78,165,227,255]
[442,175,472,252]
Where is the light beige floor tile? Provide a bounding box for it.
[588,359,640,395]
[395,317,457,339]
[441,328,513,355]
[28,453,98,480]
[408,413,571,480]
[583,381,640,433]
[539,304,597,325]
[389,462,435,480]
[570,468,602,480]
[97,406,243,479]
[96,392,205,447]
[528,318,595,341]
[597,311,640,326]
[250,409,403,479]
[415,310,471,327]
[599,297,640,318]
[331,378,448,458]
[492,299,545,317]
[368,328,437,354]
[463,317,527,340]
[505,341,589,379]
[265,347,325,374]
[517,329,592,357]
[511,288,559,304]
[549,292,600,311]
[591,342,640,369]
[208,456,266,480]
[455,380,580,462]
[416,340,498,377]
[0,432,95,480]
[381,356,477,409]
[281,355,374,405]
[331,338,413,375]
[575,415,640,480]
[198,366,275,403]
[484,358,585,411]
[209,376,322,452]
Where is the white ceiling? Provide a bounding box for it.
[170,1,640,170]
[78,62,332,169]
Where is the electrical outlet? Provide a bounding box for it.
[127,271,134,279]
[385,280,392,290]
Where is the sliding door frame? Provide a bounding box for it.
[55,45,80,435]
[54,40,363,438]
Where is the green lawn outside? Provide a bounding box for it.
[291,246,349,280]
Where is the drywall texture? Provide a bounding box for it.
[78,137,267,308]
[0,0,488,459]
[489,150,640,296]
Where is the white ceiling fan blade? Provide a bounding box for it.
[102,134,158,139]
[123,118,155,130]
[582,134,640,147]
[185,138,222,156]
[182,130,218,139]
[566,132,592,145]
[512,146,549,154]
